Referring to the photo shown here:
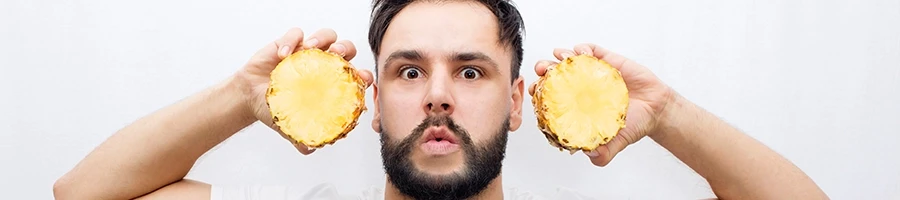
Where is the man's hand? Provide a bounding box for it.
[529,43,674,167]
[53,27,376,200]
[531,43,828,199]
[234,27,374,155]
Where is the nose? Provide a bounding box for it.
[426,102,451,113]
[423,72,455,116]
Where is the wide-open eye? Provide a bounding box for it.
[400,66,422,80]
[459,67,481,80]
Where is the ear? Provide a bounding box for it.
[508,75,525,132]
[371,83,382,133]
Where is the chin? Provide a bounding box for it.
[378,115,510,200]
[410,149,467,176]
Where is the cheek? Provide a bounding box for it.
[453,83,510,144]
[379,85,424,137]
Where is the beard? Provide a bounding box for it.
[379,114,509,200]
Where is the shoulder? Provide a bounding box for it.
[210,183,384,200]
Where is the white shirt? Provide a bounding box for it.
[210,183,597,200]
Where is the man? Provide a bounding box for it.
[53,0,829,199]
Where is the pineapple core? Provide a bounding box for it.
[532,54,628,153]
[266,48,367,148]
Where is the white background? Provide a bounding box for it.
[2,0,899,199]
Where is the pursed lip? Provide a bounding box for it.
[420,126,459,144]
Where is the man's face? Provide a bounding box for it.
[371,1,524,199]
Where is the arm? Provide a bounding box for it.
[536,43,827,199]
[650,93,829,199]
[52,27,358,200]
[53,77,252,200]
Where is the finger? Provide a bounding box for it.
[577,43,657,82]
[585,134,629,167]
[275,130,316,155]
[528,82,537,96]
[357,68,374,88]
[581,43,631,71]
[533,59,557,76]
[295,144,316,155]
[301,28,338,50]
[529,59,558,96]
[553,48,576,61]
[275,28,305,59]
[327,40,358,61]
[287,137,316,155]
[348,62,374,87]
[572,43,594,56]
[586,101,644,166]
[265,115,316,155]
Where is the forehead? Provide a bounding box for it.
[377,1,509,68]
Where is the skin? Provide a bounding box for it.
[53,1,829,200]
[371,2,522,199]
[536,45,830,199]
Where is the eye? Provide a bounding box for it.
[459,67,482,80]
[400,67,422,80]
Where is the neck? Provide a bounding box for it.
[383,173,504,200]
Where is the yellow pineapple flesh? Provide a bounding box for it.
[266,48,367,149]
[531,54,629,154]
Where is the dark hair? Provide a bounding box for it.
[367,0,525,83]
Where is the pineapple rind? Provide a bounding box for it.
[531,54,628,153]
[266,48,367,149]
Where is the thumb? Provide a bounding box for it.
[585,133,630,167]
[264,114,317,155]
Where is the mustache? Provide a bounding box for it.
[379,115,510,199]
[412,115,462,137]
[390,115,475,153]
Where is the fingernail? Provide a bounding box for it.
[279,46,291,58]
[585,150,600,157]
[579,50,590,55]
[561,52,574,59]
[304,38,319,48]
[331,44,346,56]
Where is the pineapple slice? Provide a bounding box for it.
[266,48,367,149]
[531,54,628,154]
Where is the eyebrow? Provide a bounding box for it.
[385,50,424,67]
[449,52,500,74]
[383,49,500,74]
